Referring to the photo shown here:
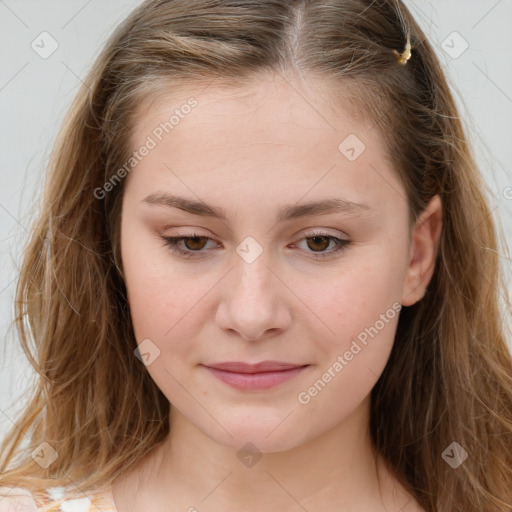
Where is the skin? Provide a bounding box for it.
[113,69,442,512]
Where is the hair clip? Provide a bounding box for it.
[393,31,412,65]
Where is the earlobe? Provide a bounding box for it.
[401,194,443,306]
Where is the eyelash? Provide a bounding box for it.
[160,231,351,260]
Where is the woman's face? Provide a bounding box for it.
[119,71,431,452]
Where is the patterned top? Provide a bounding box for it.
[0,486,118,512]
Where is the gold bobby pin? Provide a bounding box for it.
[393,31,412,65]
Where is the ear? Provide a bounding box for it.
[401,194,443,306]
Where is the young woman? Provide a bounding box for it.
[1,1,511,511]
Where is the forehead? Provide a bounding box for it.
[131,72,386,159]
[139,70,364,122]
[125,72,404,218]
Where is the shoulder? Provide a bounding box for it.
[0,487,38,512]
[0,486,117,512]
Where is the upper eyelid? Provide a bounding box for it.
[162,225,349,239]
[165,231,349,249]
[164,227,348,240]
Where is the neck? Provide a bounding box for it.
[112,396,415,511]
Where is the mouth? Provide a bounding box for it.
[201,361,310,391]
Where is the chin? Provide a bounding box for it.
[204,420,308,455]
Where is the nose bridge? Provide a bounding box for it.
[233,241,276,307]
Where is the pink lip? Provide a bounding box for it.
[202,361,309,391]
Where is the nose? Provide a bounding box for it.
[215,250,292,342]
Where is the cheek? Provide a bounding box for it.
[292,249,404,396]
[295,247,405,340]
[123,255,207,348]
[294,276,401,426]
[120,214,203,340]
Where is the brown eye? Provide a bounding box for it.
[182,236,209,251]
[306,236,331,252]
[160,234,218,259]
[294,231,351,260]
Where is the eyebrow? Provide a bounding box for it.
[141,193,374,223]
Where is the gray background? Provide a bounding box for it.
[1,0,511,441]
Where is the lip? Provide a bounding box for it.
[205,361,306,373]
[202,361,309,391]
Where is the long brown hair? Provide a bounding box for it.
[1,1,511,510]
